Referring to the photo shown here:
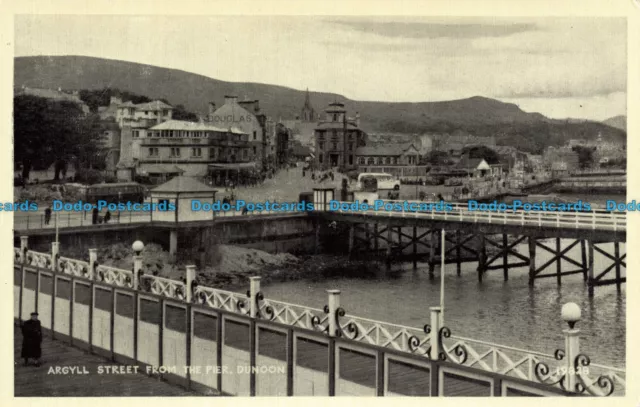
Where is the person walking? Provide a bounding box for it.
[92,207,99,225]
[104,210,111,224]
[21,312,42,366]
[44,207,51,226]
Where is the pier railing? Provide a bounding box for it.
[13,240,625,397]
[320,200,627,232]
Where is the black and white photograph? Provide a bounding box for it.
[7,5,632,399]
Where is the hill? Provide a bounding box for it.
[14,55,626,153]
[602,115,626,131]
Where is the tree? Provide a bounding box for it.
[14,95,106,181]
[172,104,198,122]
[572,145,596,169]
[424,150,450,165]
[461,145,501,164]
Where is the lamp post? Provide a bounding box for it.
[132,240,144,290]
[561,302,581,391]
[440,228,445,326]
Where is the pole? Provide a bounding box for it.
[55,211,59,243]
[440,228,445,325]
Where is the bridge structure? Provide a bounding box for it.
[13,240,626,397]
[312,189,626,295]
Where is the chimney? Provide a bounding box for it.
[254,100,260,112]
[355,112,360,128]
[208,102,216,116]
[224,95,238,105]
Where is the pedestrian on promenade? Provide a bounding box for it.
[44,207,51,225]
[92,207,99,225]
[21,312,42,366]
[104,211,111,224]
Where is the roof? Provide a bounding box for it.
[456,157,489,170]
[315,121,360,130]
[132,100,173,111]
[138,164,185,175]
[356,143,419,156]
[151,176,217,194]
[149,120,247,134]
[208,162,258,170]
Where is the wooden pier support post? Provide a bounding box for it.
[581,240,587,281]
[428,230,436,277]
[412,226,417,270]
[365,224,371,251]
[556,238,562,286]
[477,233,486,283]
[502,233,509,281]
[314,219,320,254]
[456,229,461,276]
[615,241,621,292]
[374,223,379,253]
[528,236,536,286]
[588,240,595,297]
[386,226,392,271]
[348,224,354,258]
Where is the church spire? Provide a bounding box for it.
[301,87,315,122]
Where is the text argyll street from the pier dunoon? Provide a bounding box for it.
[46,364,286,375]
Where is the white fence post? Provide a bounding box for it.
[561,302,581,393]
[89,249,98,280]
[327,289,341,337]
[186,265,196,303]
[429,306,442,360]
[51,242,60,271]
[249,276,261,318]
[20,236,28,263]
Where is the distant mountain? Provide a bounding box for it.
[602,115,626,131]
[14,55,626,153]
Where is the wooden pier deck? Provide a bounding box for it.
[13,326,202,397]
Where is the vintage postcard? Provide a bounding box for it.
[2,0,637,402]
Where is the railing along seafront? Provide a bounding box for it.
[319,200,627,232]
[14,243,625,397]
[13,199,626,233]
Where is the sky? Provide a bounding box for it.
[14,15,627,121]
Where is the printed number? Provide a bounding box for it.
[555,367,590,376]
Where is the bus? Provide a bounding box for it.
[356,173,400,191]
[80,182,147,204]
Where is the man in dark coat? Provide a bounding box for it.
[104,211,111,224]
[92,207,99,225]
[44,207,52,225]
[21,312,42,366]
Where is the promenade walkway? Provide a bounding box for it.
[14,326,201,397]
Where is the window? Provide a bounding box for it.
[333,114,337,121]
[349,155,353,165]
[148,148,159,157]
[192,147,202,157]
[319,142,324,150]
[319,154,323,164]
[243,149,248,159]
[253,131,257,140]
[349,143,354,151]
[170,147,181,157]
[253,146,257,155]
[385,157,390,165]
[367,157,374,165]
[332,142,338,150]
[359,157,365,165]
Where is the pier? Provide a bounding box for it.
[13,240,626,397]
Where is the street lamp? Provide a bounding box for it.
[561,302,581,329]
[132,240,145,256]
